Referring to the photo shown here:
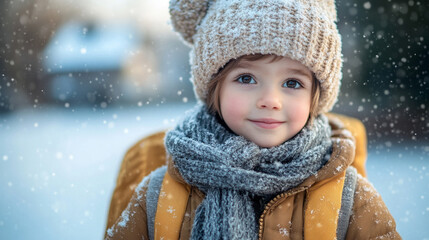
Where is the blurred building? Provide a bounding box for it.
[0,0,193,110]
[43,21,141,104]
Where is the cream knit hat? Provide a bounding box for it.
[170,0,342,114]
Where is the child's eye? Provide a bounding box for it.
[283,79,302,89]
[236,75,256,84]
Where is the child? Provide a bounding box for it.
[105,0,401,239]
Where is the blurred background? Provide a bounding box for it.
[0,0,428,239]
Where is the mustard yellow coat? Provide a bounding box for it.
[105,113,401,239]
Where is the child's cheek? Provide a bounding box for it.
[220,93,248,127]
[287,98,311,125]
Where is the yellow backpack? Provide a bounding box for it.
[105,113,367,239]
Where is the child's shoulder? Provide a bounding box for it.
[326,113,368,177]
[347,174,400,238]
[117,129,169,201]
[106,130,168,230]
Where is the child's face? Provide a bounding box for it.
[219,56,313,148]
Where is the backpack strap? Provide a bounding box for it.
[146,166,168,240]
[337,167,358,240]
[154,170,191,240]
[304,169,346,240]
[149,168,357,240]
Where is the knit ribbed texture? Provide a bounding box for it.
[170,0,342,114]
[337,167,358,240]
[164,105,333,239]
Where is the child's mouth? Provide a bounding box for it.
[249,119,285,129]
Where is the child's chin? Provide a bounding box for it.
[253,138,286,148]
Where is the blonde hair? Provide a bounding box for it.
[206,54,321,124]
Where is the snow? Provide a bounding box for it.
[118,209,130,228]
[136,175,150,201]
[363,2,371,10]
[0,102,428,239]
[0,102,192,240]
[276,224,289,237]
[106,227,114,237]
[167,206,175,214]
[279,227,289,237]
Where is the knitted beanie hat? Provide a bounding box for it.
[170,0,342,114]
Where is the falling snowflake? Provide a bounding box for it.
[167,206,175,214]
[279,227,289,237]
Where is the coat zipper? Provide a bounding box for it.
[258,187,308,240]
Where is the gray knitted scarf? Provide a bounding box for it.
[165,105,332,240]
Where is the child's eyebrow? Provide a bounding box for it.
[287,69,312,80]
[235,61,253,69]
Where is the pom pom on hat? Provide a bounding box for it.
[169,0,212,45]
[170,0,343,114]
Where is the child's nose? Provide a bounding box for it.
[256,89,282,110]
